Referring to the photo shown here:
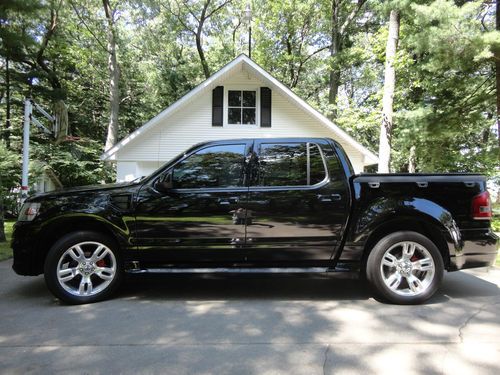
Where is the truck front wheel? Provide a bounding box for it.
[366,231,444,304]
[44,231,123,304]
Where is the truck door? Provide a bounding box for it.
[245,139,350,263]
[133,141,253,264]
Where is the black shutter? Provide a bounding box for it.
[212,86,224,127]
[260,87,272,127]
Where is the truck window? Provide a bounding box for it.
[257,142,327,187]
[173,144,246,188]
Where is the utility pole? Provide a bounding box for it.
[21,99,56,202]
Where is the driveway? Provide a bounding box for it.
[0,260,499,375]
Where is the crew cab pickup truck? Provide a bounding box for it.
[12,138,498,305]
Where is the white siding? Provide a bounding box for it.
[116,162,137,182]
[116,70,368,179]
[116,161,162,182]
[34,176,55,193]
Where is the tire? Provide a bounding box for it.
[44,231,123,304]
[366,231,444,305]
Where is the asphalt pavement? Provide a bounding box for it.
[0,259,499,374]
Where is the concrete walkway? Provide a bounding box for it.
[0,259,499,374]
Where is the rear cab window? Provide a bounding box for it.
[255,142,327,187]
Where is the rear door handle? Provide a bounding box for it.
[318,194,342,202]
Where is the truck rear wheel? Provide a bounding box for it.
[44,231,123,304]
[366,231,444,304]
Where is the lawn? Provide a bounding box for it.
[0,220,14,261]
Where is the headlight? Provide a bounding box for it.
[18,202,41,221]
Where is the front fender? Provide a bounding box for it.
[39,212,135,248]
[349,197,462,256]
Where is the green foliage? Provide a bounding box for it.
[31,138,114,187]
[0,142,20,193]
[492,217,500,233]
[391,0,499,174]
[0,220,14,260]
[0,0,498,200]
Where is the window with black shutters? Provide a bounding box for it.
[227,90,256,125]
[256,142,327,187]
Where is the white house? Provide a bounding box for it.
[101,54,378,181]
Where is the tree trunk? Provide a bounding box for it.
[328,0,341,119]
[103,0,120,151]
[195,1,211,79]
[5,57,10,148]
[36,7,62,94]
[495,0,500,146]
[378,10,400,173]
[196,31,211,79]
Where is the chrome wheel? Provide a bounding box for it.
[379,241,435,297]
[56,241,117,297]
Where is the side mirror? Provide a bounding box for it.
[153,171,173,193]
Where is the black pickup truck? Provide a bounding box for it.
[12,138,498,305]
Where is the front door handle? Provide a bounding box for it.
[317,193,342,202]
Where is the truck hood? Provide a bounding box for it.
[28,181,140,201]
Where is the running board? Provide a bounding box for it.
[125,267,351,274]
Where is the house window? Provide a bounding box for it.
[228,90,256,125]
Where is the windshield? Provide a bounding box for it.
[141,143,204,183]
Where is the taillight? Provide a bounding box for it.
[471,191,492,220]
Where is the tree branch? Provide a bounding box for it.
[205,0,232,20]
[36,0,64,89]
[339,0,367,36]
[69,0,109,53]
[165,1,196,35]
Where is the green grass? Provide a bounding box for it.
[0,220,14,261]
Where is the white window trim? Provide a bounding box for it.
[224,85,260,127]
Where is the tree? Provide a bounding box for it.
[328,0,367,118]
[0,141,20,241]
[0,0,497,204]
[166,0,233,79]
[103,0,120,151]
[390,0,498,174]
[378,9,400,173]
[253,0,329,93]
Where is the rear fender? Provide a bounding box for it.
[350,197,462,257]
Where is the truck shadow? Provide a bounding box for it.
[115,269,500,303]
[9,268,499,304]
[119,273,371,301]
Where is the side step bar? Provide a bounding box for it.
[125,266,351,274]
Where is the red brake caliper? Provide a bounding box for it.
[96,259,106,267]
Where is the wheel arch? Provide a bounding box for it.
[360,217,451,273]
[35,216,128,274]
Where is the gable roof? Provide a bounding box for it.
[101,54,378,164]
